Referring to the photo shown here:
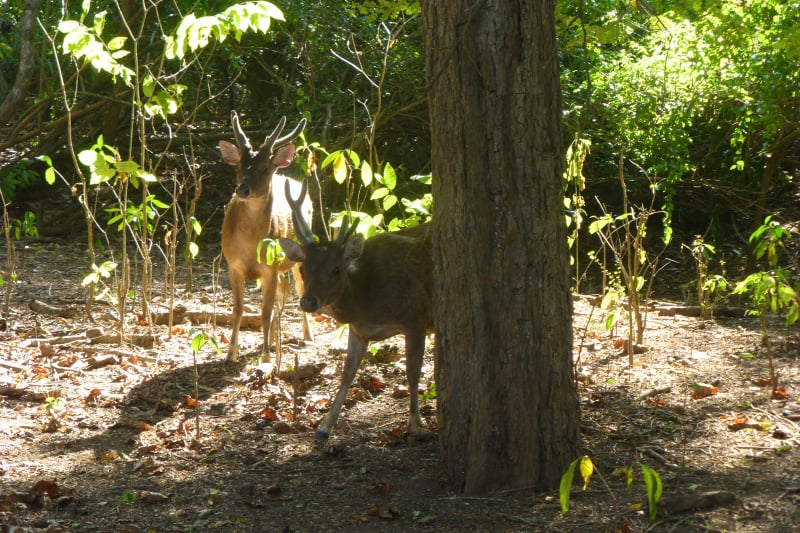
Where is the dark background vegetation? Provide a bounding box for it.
[1,1,798,290]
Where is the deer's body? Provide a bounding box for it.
[220,112,312,363]
[279,181,433,439]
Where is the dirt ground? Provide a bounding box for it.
[1,239,800,532]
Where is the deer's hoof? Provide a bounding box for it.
[314,428,331,440]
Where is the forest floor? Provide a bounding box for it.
[1,240,800,532]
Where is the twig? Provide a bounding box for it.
[637,386,672,401]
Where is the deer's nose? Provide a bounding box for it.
[235,183,251,198]
[300,295,319,313]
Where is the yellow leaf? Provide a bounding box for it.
[333,152,348,184]
[579,456,594,490]
[629,502,643,511]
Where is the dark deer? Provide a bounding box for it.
[219,111,313,363]
[279,180,433,439]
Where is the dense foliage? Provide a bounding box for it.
[559,0,800,238]
[0,0,798,265]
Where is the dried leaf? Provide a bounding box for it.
[137,490,170,502]
[773,386,789,399]
[692,382,718,399]
[273,421,297,434]
[85,388,102,403]
[360,375,384,392]
[367,503,400,519]
[366,480,392,495]
[392,386,410,399]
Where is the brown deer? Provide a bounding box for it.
[219,111,313,363]
[279,180,433,439]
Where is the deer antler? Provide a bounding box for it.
[285,179,315,246]
[273,118,307,148]
[230,110,252,151]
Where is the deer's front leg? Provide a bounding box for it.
[259,269,279,363]
[316,332,368,439]
[226,268,245,362]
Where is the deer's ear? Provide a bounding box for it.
[219,141,240,165]
[272,144,296,168]
[279,238,305,262]
[343,234,365,265]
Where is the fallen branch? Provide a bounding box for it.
[29,299,80,318]
[638,386,672,401]
[659,490,736,515]
[88,332,157,348]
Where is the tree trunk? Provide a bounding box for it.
[422,0,581,494]
[0,0,42,125]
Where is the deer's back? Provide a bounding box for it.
[343,223,433,331]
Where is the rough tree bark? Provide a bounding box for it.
[0,0,42,126]
[422,0,581,494]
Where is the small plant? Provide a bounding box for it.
[189,329,221,441]
[1,189,18,314]
[13,211,39,240]
[560,456,662,521]
[0,160,41,199]
[420,381,437,401]
[732,216,800,385]
[81,261,118,303]
[43,396,66,431]
[563,135,590,291]
[683,236,728,319]
[106,194,168,234]
[114,490,136,508]
[586,160,669,364]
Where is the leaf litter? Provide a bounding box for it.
[0,242,799,531]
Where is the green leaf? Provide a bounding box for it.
[57,20,80,33]
[190,216,202,235]
[191,332,206,353]
[370,187,389,200]
[641,464,663,521]
[107,36,127,51]
[559,457,582,514]
[382,194,397,211]
[411,173,432,185]
[78,149,98,166]
[381,161,397,190]
[142,74,155,98]
[344,149,360,168]
[360,161,373,186]
[604,309,618,331]
[320,150,340,169]
[115,160,141,174]
[188,242,199,258]
[588,216,613,234]
[149,197,169,209]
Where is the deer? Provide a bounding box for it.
[219,111,313,364]
[278,180,434,439]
